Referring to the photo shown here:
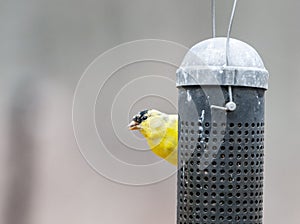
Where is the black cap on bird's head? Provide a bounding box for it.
[128,109,149,130]
[132,109,148,123]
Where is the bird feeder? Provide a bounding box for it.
[176,37,269,223]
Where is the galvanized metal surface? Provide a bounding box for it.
[176,38,269,89]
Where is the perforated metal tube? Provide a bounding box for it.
[176,38,268,224]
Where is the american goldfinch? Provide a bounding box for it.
[128,109,178,166]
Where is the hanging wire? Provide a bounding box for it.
[210,0,239,111]
[226,0,238,66]
[211,0,216,38]
[226,0,238,111]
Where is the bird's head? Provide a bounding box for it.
[128,109,167,136]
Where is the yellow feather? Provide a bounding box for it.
[138,110,178,166]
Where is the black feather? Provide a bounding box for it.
[132,109,149,124]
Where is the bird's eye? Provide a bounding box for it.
[142,116,148,120]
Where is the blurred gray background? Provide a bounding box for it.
[1,0,299,223]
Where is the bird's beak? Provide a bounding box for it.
[128,121,141,130]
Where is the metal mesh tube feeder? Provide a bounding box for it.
[176,37,269,224]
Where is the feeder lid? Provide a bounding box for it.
[176,37,269,89]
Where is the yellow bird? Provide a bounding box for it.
[128,109,178,166]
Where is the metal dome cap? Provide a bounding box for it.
[176,37,269,89]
